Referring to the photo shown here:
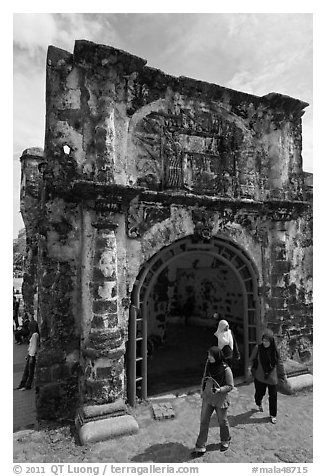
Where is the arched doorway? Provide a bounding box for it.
[127,236,260,406]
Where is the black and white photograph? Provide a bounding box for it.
[10,5,318,472]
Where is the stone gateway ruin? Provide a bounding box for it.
[20,40,312,442]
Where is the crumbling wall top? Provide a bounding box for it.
[20,147,44,161]
[44,39,309,201]
[73,39,147,73]
[47,40,308,116]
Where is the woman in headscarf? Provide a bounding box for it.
[193,346,234,455]
[213,319,240,367]
[249,329,286,424]
[16,320,40,391]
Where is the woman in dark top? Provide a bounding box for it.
[249,329,286,424]
[194,346,234,454]
[13,296,20,330]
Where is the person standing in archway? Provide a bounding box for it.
[213,319,240,367]
[248,329,286,424]
[183,295,195,326]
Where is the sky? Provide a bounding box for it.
[12,10,313,238]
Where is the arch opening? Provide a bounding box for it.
[126,236,260,406]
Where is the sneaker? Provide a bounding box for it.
[257,404,263,412]
[192,447,206,455]
[18,387,26,391]
[220,437,231,452]
[270,416,277,424]
[220,444,229,452]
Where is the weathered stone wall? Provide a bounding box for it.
[20,148,44,319]
[36,196,81,419]
[33,39,312,420]
[266,212,313,361]
[44,40,307,200]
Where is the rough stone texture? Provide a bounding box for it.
[35,195,82,419]
[78,414,139,445]
[75,398,139,444]
[284,374,313,394]
[152,402,175,420]
[20,40,312,426]
[20,147,44,318]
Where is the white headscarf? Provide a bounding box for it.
[214,319,233,350]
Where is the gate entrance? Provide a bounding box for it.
[127,236,260,406]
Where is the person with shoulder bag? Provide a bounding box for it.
[248,329,286,424]
[193,346,234,455]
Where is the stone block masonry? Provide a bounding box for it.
[152,402,175,420]
[82,219,124,405]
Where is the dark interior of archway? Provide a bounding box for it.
[146,322,244,396]
[140,249,247,397]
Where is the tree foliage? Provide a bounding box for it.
[13,228,26,270]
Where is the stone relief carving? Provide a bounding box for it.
[132,107,245,195]
[126,74,150,115]
[127,197,171,238]
[92,209,118,231]
[191,208,215,240]
[216,208,235,230]
[266,208,300,222]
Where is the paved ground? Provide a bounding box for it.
[13,366,313,464]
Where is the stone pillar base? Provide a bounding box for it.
[278,373,313,395]
[277,359,313,395]
[76,399,139,445]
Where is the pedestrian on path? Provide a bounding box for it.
[14,314,30,344]
[248,329,286,424]
[13,295,20,330]
[194,346,234,455]
[16,320,39,391]
[213,319,240,367]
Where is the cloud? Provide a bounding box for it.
[13,70,45,154]
[53,13,120,53]
[13,13,58,57]
[154,13,312,99]
[13,13,121,59]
